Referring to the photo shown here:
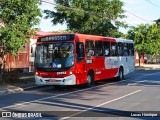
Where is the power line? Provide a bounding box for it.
[41,0,56,6]
[41,0,153,24]
[122,1,154,23]
[145,0,160,8]
[124,9,153,23]
[41,0,112,18]
[41,0,94,14]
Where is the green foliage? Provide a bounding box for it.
[155,18,160,26]
[44,0,126,37]
[127,23,160,56]
[0,0,41,56]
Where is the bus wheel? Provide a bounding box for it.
[118,67,124,81]
[86,72,94,87]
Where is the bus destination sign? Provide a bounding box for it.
[38,35,75,42]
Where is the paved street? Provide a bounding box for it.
[0,69,160,120]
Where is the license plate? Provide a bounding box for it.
[49,79,56,82]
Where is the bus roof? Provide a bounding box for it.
[115,38,134,43]
[39,33,113,39]
[37,33,133,43]
[74,34,116,42]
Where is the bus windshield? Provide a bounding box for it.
[35,42,74,70]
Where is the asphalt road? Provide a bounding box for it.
[0,69,160,120]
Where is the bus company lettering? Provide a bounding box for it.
[57,72,66,75]
[104,57,112,69]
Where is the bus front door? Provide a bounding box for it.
[75,42,86,84]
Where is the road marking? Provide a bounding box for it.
[126,71,160,86]
[128,79,160,86]
[134,71,160,80]
[14,104,28,108]
[128,80,160,87]
[145,81,160,83]
[127,83,138,86]
[126,71,160,82]
[127,80,147,86]
[0,79,125,110]
[60,90,142,120]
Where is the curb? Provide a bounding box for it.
[0,87,24,96]
[0,85,50,96]
[136,67,160,70]
[0,90,6,96]
[23,85,45,90]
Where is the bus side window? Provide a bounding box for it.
[111,42,117,56]
[76,42,84,62]
[124,43,129,56]
[129,43,134,56]
[95,41,103,56]
[118,42,123,56]
[85,40,94,57]
[103,41,110,56]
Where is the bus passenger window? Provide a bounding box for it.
[76,42,84,62]
[129,43,134,56]
[111,42,117,56]
[118,42,123,56]
[95,41,103,56]
[103,41,110,56]
[124,43,129,56]
[85,40,94,57]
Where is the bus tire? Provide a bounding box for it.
[118,67,124,81]
[86,72,94,87]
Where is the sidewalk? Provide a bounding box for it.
[135,64,160,70]
[0,72,36,96]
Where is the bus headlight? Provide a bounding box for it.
[69,71,73,75]
[35,72,38,75]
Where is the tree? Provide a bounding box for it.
[44,0,126,37]
[0,0,41,82]
[127,23,160,66]
[154,18,160,25]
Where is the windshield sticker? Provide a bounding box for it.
[57,64,62,68]
[52,62,58,68]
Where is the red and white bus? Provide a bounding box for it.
[34,33,135,87]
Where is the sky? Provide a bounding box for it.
[37,0,160,34]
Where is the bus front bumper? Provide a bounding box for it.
[35,74,76,86]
